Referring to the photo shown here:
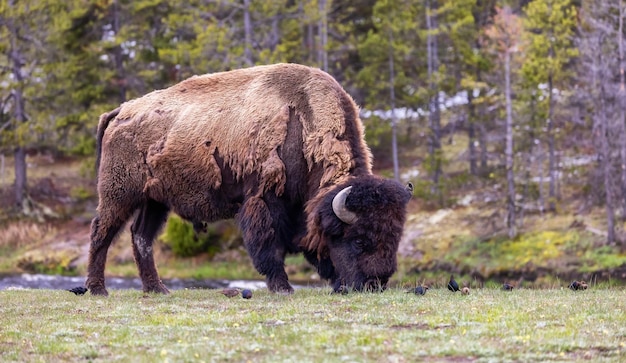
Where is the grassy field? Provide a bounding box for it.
[1,287,625,362]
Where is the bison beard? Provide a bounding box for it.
[86,63,412,296]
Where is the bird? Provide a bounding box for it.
[568,281,581,291]
[219,288,240,297]
[241,289,253,299]
[67,286,88,295]
[447,275,460,292]
[502,282,514,291]
[407,285,429,295]
[461,286,470,295]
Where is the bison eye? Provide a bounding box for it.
[353,239,373,253]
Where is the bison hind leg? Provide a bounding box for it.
[131,199,170,294]
[87,207,137,296]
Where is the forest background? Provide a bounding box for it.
[1,0,625,288]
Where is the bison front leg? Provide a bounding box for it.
[238,196,294,294]
[131,200,170,294]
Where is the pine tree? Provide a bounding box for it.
[356,0,420,181]
[0,0,66,215]
[521,0,578,212]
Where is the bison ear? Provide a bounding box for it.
[320,210,344,237]
[406,182,414,194]
[403,182,414,202]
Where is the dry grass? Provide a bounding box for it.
[0,221,56,250]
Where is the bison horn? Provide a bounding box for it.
[332,186,358,224]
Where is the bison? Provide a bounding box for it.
[86,63,412,296]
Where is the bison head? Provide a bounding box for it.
[313,176,413,293]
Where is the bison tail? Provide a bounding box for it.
[95,107,120,177]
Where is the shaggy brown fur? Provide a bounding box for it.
[86,63,411,296]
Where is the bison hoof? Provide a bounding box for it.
[267,279,294,295]
[89,286,109,296]
[144,284,170,294]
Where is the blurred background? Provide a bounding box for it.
[1,0,625,289]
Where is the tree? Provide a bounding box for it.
[618,0,626,224]
[425,0,443,196]
[577,0,624,244]
[438,0,496,177]
[486,5,523,238]
[0,0,65,215]
[356,0,420,181]
[521,0,578,212]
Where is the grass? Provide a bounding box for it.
[1,287,625,362]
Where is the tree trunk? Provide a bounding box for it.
[0,154,5,187]
[478,108,488,174]
[537,140,545,213]
[426,0,441,196]
[523,97,539,221]
[8,14,28,209]
[547,72,556,212]
[467,91,477,175]
[112,0,127,103]
[270,15,280,51]
[243,0,253,65]
[388,33,399,181]
[505,49,516,238]
[599,84,616,244]
[305,1,314,64]
[618,0,626,225]
[14,146,26,207]
[318,0,328,72]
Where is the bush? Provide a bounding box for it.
[17,249,79,275]
[160,215,242,258]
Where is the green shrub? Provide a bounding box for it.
[16,249,79,275]
[160,215,242,258]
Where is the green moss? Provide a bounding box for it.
[581,246,626,272]
[498,230,574,269]
[405,229,611,283]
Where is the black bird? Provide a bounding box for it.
[502,282,514,291]
[67,286,88,295]
[569,281,581,290]
[447,275,460,292]
[407,285,429,295]
[241,289,253,299]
